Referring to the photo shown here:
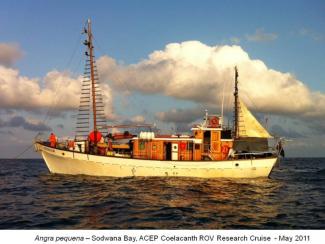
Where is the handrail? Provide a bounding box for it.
[234,151,276,156]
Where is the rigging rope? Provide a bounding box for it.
[12,27,84,159]
[43,31,83,125]
[13,144,34,159]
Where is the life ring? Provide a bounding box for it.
[88,131,102,143]
[210,117,219,126]
[180,142,186,151]
[68,140,75,148]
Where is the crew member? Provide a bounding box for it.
[49,132,57,148]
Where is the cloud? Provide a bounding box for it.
[284,135,325,157]
[0,43,23,67]
[57,124,64,129]
[0,42,115,119]
[131,115,146,123]
[155,107,204,124]
[245,28,278,42]
[155,106,233,133]
[298,28,323,42]
[0,66,79,110]
[0,130,14,136]
[270,124,304,138]
[306,120,325,135]
[117,115,146,125]
[0,66,115,119]
[97,40,325,120]
[0,116,51,131]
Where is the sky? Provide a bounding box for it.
[0,0,324,158]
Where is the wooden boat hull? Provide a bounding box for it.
[35,142,278,178]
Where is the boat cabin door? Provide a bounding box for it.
[165,143,172,160]
[172,143,178,160]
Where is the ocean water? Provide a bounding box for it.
[0,158,324,229]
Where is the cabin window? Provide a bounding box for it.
[152,144,157,151]
[203,131,211,153]
[188,143,193,150]
[139,141,145,150]
[195,144,200,150]
[221,130,232,139]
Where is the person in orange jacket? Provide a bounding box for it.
[49,132,57,148]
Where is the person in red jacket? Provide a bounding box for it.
[49,133,57,148]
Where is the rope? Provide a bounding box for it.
[12,27,84,159]
[13,144,34,159]
[43,30,84,125]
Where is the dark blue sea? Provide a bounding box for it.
[0,158,324,229]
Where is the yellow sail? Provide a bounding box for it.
[238,100,272,138]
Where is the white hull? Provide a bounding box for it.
[35,143,278,178]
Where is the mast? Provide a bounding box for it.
[220,78,226,127]
[233,66,239,139]
[75,19,107,142]
[86,19,97,136]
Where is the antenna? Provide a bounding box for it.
[265,116,269,130]
[204,109,208,127]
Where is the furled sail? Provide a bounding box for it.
[238,100,272,138]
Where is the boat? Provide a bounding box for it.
[34,19,283,178]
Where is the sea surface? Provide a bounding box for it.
[0,158,324,229]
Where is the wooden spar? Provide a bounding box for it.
[104,124,154,129]
[233,66,239,139]
[87,19,98,142]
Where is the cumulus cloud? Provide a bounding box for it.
[0,67,80,110]
[246,28,278,42]
[0,41,115,119]
[0,66,115,119]
[0,116,51,131]
[0,43,23,67]
[97,40,325,120]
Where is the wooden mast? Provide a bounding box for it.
[86,19,98,141]
[75,19,107,141]
[233,66,239,139]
